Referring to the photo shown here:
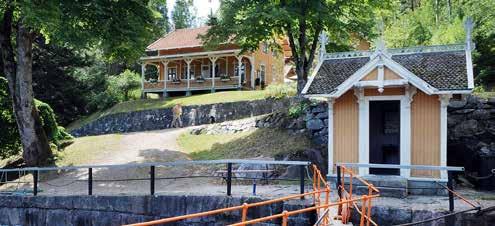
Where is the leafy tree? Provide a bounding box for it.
[32,37,92,125]
[0,0,161,166]
[201,0,383,93]
[172,0,195,29]
[0,77,21,158]
[383,0,495,87]
[110,70,141,101]
[152,0,170,34]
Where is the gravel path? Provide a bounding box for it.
[0,127,303,197]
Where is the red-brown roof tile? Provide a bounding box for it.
[147,26,210,51]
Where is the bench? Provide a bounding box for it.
[215,169,274,195]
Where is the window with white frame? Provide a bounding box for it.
[201,65,210,78]
[260,65,266,83]
[168,67,177,80]
[234,62,246,82]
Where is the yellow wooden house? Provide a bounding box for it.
[303,31,474,180]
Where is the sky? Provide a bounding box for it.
[167,0,221,27]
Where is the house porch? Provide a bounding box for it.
[140,50,254,97]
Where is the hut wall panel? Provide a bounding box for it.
[333,90,359,171]
[411,91,441,178]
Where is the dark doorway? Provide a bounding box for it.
[369,101,400,175]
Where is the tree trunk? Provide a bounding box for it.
[7,23,52,166]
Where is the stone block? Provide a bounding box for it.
[306,119,324,130]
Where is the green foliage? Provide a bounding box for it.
[288,101,309,119]
[35,100,74,144]
[32,37,92,125]
[473,85,486,94]
[383,0,495,87]
[264,83,297,100]
[0,78,72,158]
[110,70,141,101]
[172,0,195,29]
[87,69,141,111]
[6,0,163,63]
[201,0,385,92]
[0,77,21,158]
[149,0,170,35]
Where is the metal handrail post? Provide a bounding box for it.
[299,165,305,199]
[227,163,232,196]
[88,168,93,196]
[33,170,38,196]
[150,165,155,196]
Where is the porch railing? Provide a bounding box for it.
[143,76,241,92]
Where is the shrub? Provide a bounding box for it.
[0,79,73,159]
[110,70,141,101]
[0,77,21,158]
[288,101,310,118]
[473,85,486,93]
[264,83,297,99]
[35,100,74,145]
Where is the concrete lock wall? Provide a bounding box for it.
[70,98,295,137]
[0,195,315,226]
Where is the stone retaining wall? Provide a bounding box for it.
[70,98,295,137]
[0,195,314,226]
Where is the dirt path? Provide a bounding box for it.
[0,127,302,197]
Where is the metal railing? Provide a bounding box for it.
[0,159,311,197]
[128,165,381,226]
[336,163,481,226]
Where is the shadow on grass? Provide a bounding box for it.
[186,128,313,160]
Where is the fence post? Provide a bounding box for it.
[447,171,454,211]
[33,170,38,196]
[336,165,342,198]
[88,168,93,196]
[446,171,455,225]
[227,163,232,196]
[336,165,342,216]
[150,165,155,196]
[300,165,305,199]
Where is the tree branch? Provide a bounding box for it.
[286,25,299,66]
[305,23,323,73]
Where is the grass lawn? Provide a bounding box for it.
[177,128,312,160]
[67,90,267,131]
[54,134,124,166]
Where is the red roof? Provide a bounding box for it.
[147,26,210,51]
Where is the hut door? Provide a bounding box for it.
[369,101,400,175]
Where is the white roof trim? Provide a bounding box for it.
[380,56,437,95]
[301,59,324,95]
[355,79,409,88]
[329,57,381,97]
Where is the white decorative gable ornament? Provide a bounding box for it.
[318,32,329,62]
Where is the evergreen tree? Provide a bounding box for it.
[172,0,195,29]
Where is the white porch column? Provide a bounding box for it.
[185,58,192,95]
[225,56,228,76]
[236,56,243,89]
[249,56,255,89]
[354,88,367,176]
[161,61,168,92]
[401,86,416,178]
[439,94,452,180]
[327,98,335,176]
[209,56,218,92]
[141,63,146,98]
